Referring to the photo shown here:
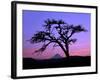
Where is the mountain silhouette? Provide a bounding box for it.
[52,54,62,59]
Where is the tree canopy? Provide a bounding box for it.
[29,19,87,57]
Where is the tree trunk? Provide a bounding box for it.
[56,41,69,58]
[65,44,70,58]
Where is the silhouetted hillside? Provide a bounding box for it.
[23,56,91,69]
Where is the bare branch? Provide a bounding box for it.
[34,41,52,53]
[53,43,59,48]
[67,25,87,39]
[68,38,77,45]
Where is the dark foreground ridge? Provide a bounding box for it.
[23,56,91,69]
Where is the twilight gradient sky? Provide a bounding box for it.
[23,10,91,60]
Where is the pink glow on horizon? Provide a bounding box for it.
[23,45,90,60]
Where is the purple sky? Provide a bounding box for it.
[22,10,91,60]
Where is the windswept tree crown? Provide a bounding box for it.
[29,19,87,57]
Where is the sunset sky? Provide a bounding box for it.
[22,10,91,60]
